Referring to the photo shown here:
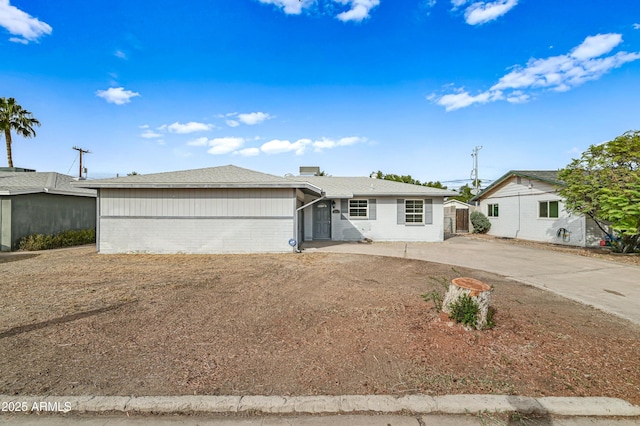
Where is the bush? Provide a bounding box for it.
[448,293,480,328]
[470,211,491,234]
[18,229,95,251]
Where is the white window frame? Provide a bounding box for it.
[349,199,369,219]
[539,200,559,218]
[488,203,499,217]
[405,199,424,224]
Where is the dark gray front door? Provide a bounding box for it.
[314,200,331,240]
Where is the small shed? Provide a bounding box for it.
[444,199,471,233]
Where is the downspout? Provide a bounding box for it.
[293,193,326,253]
[96,189,100,253]
[515,192,520,238]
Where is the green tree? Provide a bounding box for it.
[452,184,474,203]
[0,97,41,168]
[558,130,640,253]
[372,170,447,189]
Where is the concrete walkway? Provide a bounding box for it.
[303,236,640,326]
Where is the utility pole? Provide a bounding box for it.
[470,146,483,203]
[72,146,90,179]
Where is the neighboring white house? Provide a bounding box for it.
[471,170,607,247]
[76,165,456,254]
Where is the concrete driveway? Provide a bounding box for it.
[303,236,640,326]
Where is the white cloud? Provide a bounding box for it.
[570,33,621,60]
[312,136,366,152]
[433,33,640,111]
[261,139,311,155]
[166,121,213,134]
[634,23,640,30]
[334,0,380,22]
[237,112,273,125]
[114,50,127,59]
[234,147,261,157]
[187,137,209,147]
[257,0,380,22]
[8,36,27,44]
[140,130,163,139]
[257,0,304,14]
[505,90,529,104]
[436,90,502,111]
[226,119,240,127]
[0,0,52,44]
[463,0,517,25]
[207,137,245,155]
[96,87,140,105]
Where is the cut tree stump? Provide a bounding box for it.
[442,277,492,330]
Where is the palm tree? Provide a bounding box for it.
[0,97,41,168]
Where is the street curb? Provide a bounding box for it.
[1,395,639,417]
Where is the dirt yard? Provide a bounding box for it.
[1,246,639,405]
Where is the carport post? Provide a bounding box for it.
[293,193,326,253]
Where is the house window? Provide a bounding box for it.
[349,199,368,218]
[488,203,499,217]
[539,201,559,218]
[405,199,424,223]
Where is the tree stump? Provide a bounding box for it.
[442,277,492,330]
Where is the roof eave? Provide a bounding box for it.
[471,170,564,202]
[75,181,323,194]
[340,191,457,198]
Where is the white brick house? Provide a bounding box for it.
[77,165,455,254]
[471,170,607,247]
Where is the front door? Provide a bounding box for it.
[313,200,331,240]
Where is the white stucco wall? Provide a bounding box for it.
[98,188,296,253]
[302,196,445,242]
[477,177,596,247]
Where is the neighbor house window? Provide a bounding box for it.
[405,199,424,223]
[539,201,559,218]
[488,203,499,217]
[349,199,368,218]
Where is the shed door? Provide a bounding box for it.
[456,209,469,232]
[313,201,331,240]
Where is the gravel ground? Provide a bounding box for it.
[1,246,638,404]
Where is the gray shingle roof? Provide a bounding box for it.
[471,170,563,201]
[0,172,96,197]
[74,165,456,198]
[295,176,458,198]
[75,165,322,193]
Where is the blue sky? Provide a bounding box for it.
[1,0,639,187]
